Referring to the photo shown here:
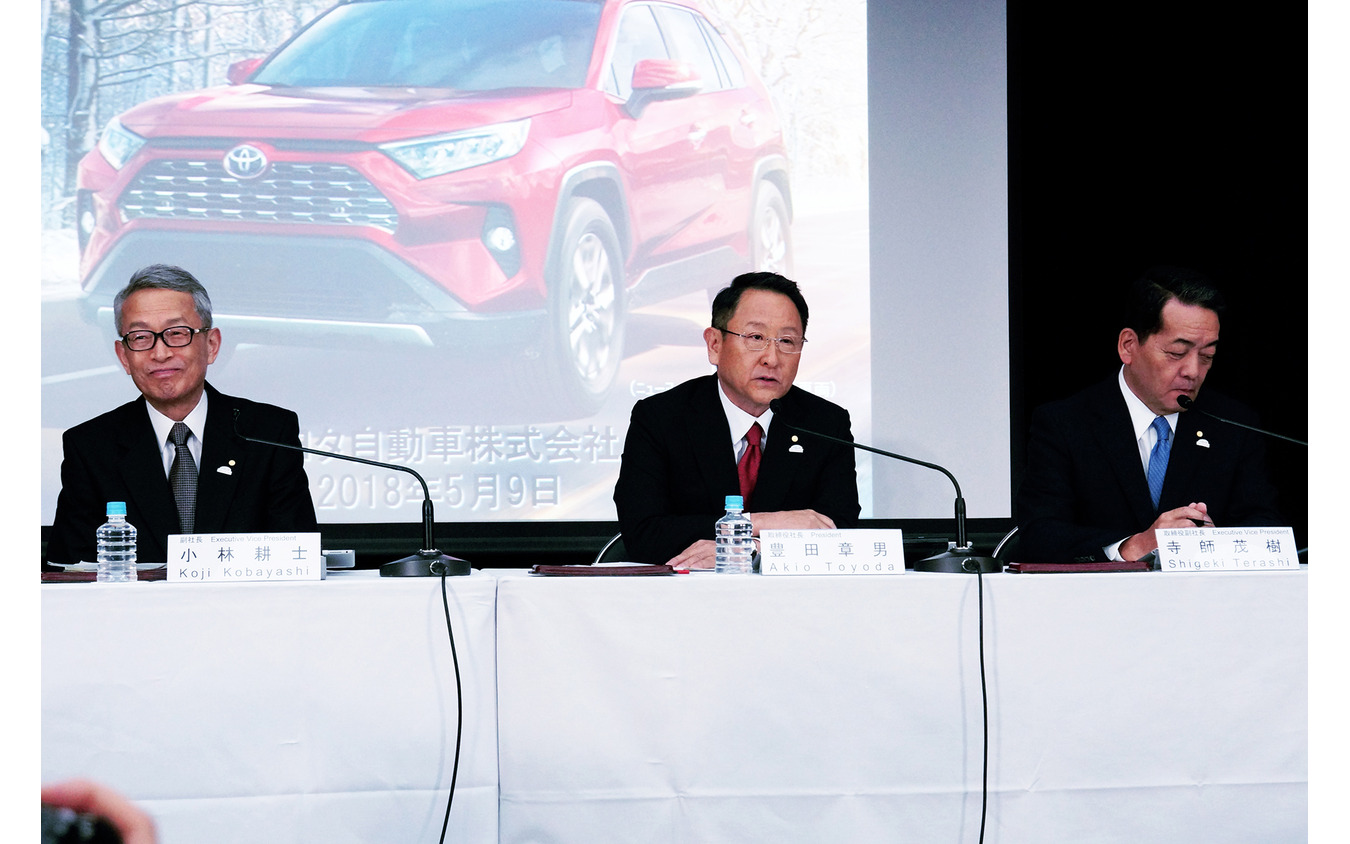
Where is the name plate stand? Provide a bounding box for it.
[759,529,906,576]
[1154,526,1299,572]
[167,532,325,582]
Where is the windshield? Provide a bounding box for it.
[253,0,603,90]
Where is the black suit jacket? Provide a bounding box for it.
[46,382,318,564]
[1016,377,1282,563]
[614,376,860,564]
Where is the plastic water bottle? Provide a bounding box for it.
[96,502,138,583]
[714,495,755,574]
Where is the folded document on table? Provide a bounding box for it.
[1007,561,1153,573]
[530,564,676,576]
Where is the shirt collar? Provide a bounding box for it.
[145,390,209,447]
[1117,365,1176,440]
[716,379,773,447]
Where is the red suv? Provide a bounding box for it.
[76,0,791,415]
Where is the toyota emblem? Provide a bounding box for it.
[223,144,268,180]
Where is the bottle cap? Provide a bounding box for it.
[106,501,127,517]
[724,495,744,509]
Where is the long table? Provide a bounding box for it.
[41,570,500,843]
[494,568,1307,843]
[43,567,1307,843]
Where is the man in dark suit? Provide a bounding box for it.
[614,272,860,567]
[1017,267,1281,563]
[45,265,316,565]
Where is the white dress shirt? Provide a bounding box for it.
[716,380,773,465]
[1105,366,1177,559]
[145,391,208,478]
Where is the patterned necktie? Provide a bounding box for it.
[169,422,198,533]
[737,422,763,505]
[1146,416,1171,510]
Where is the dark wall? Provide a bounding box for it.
[1008,1,1309,547]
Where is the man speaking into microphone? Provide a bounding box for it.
[614,272,860,568]
[1017,266,1283,563]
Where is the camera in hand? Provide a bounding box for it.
[41,805,122,844]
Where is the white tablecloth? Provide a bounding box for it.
[42,570,500,844]
[495,568,1307,843]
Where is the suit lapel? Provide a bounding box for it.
[1160,409,1206,509]
[117,401,179,552]
[195,384,241,533]
[688,377,739,505]
[1088,383,1158,525]
[753,392,801,512]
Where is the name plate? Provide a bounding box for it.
[166,532,325,582]
[1155,526,1299,572]
[759,529,906,576]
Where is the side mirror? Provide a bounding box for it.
[624,59,701,117]
[227,58,265,86]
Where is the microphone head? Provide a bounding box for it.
[1177,394,1194,409]
[769,398,783,414]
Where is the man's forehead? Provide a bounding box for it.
[1156,301,1219,341]
[730,290,803,330]
[123,290,195,323]
[123,310,194,328]
[738,316,802,334]
[1161,334,1219,347]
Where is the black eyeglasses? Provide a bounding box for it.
[120,326,208,352]
[720,329,806,355]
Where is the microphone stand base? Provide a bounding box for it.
[380,550,472,577]
[913,544,1003,574]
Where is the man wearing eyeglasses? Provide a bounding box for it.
[45,264,317,565]
[614,271,860,568]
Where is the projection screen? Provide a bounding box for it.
[40,0,1008,528]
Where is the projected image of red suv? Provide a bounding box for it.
[75,0,792,415]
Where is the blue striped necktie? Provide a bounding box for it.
[1146,416,1171,509]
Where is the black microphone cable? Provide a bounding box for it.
[436,570,465,844]
[968,559,990,844]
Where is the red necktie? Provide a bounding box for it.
[737,422,763,504]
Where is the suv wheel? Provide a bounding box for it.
[751,181,793,275]
[531,197,625,417]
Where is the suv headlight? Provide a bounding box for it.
[98,117,146,170]
[380,119,530,180]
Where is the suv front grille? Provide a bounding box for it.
[119,160,399,231]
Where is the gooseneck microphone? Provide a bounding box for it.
[768,399,1000,573]
[233,409,471,577]
[1176,395,1307,446]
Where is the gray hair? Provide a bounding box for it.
[113,264,213,335]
